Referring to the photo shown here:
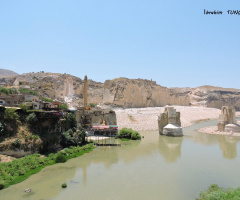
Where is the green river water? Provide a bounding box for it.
[1,120,240,200]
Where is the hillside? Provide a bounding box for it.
[0,69,18,77]
[0,72,240,110]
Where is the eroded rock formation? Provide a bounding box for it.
[0,73,240,110]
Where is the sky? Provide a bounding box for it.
[0,0,239,88]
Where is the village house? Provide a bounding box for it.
[0,93,24,107]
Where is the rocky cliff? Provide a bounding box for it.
[0,69,18,77]
[0,72,240,110]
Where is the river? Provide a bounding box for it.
[1,120,240,200]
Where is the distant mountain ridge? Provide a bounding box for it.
[0,72,240,110]
[0,69,18,77]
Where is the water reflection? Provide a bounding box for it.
[1,121,240,200]
[218,135,240,159]
[158,136,183,163]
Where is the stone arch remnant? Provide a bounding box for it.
[217,106,236,132]
[158,107,183,137]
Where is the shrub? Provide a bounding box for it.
[13,138,21,148]
[0,87,14,95]
[61,183,67,188]
[65,113,77,130]
[88,103,96,108]
[196,184,240,200]
[60,126,86,148]
[4,108,19,122]
[26,113,38,126]
[118,128,133,139]
[41,97,53,102]
[0,180,5,190]
[55,154,67,163]
[19,88,38,95]
[131,131,141,140]
[19,104,29,112]
[0,122,6,136]
[118,128,141,140]
[59,104,68,111]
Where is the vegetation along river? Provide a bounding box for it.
[1,120,240,200]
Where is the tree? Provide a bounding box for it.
[26,113,38,127]
[118,128,141,140]
[60,126,86,148]
[4,108,19,122]
[19,104,29,112]
[59,104,68,111]
[66,113,77,130]
[0,122,6,136]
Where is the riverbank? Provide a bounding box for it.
[0,143,94,190]
[114,106,222,131]
[198,125,240,136]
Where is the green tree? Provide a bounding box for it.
[59,104,68,111]
[4,108,19,122]
[26,113,38,127]
[19,104,29,112]
[66,113,77,130]
[118,128,141,140]
[0,122,6,136]
[60,126,86,148]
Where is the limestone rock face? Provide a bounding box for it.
[163,124,183,137]
[0,73,240,111]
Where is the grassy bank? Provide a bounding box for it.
[0,143,94,190]
[196,184,240,200]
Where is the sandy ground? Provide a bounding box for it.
[114,106,222,131]
[0,154,16,163]
[198,126,240,136]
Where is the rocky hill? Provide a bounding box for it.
[0,72,240,110]
[0,69,18,77]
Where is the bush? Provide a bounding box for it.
[0,180,5,190]
[88,103,96,108]
[26,113,38,126]
[131,131,141,140]
[13,138,21,148]
[196,184,240,200]
[0,122,6,136]
[4,108,19,122]
[19,88,38,95]
[19,104,29,112]
[59,104,68,111]
[65,113,77,130]
[60,126,86,148]
[55,154,67,163]
[0,87,14,95]
[118,128,141,140]
[61,183,67,188]
[41,97,53,102]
